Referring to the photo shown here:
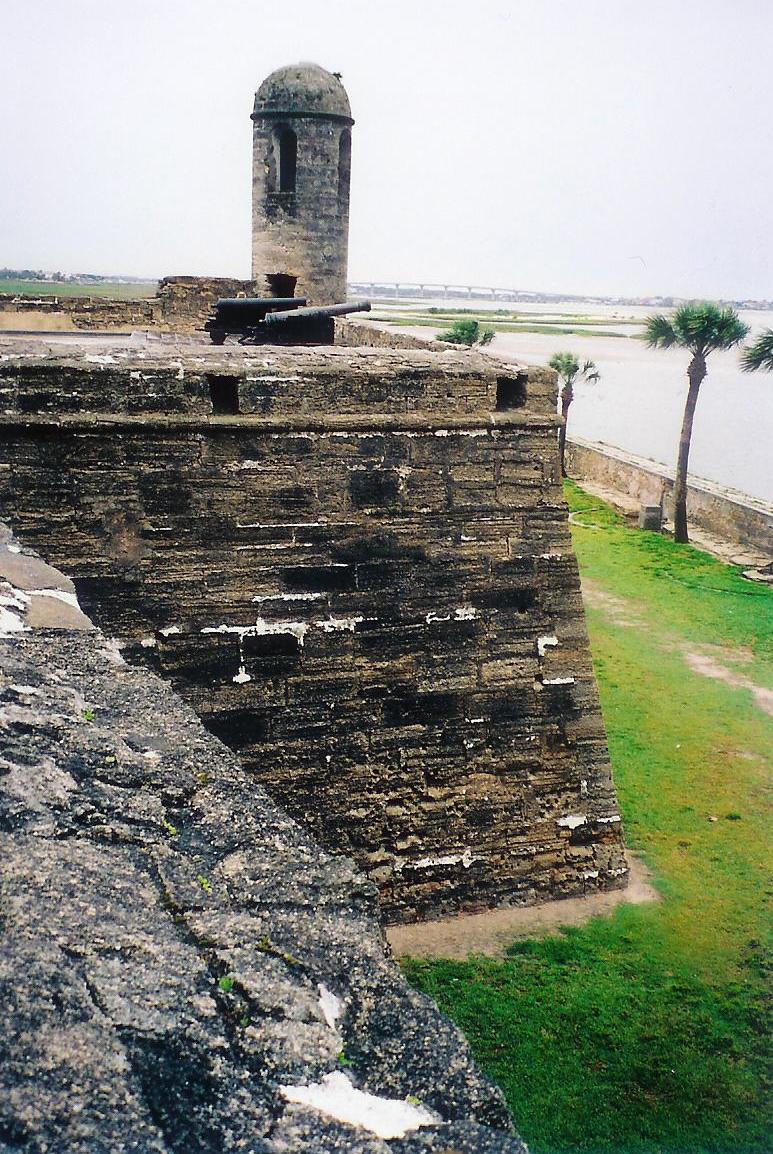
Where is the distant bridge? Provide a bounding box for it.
[347,281,542,303]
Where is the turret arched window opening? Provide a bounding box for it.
[278,127,297,193]
[338,129,351,207]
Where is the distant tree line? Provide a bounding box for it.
[0,268,51,280]
[0,269,147,284]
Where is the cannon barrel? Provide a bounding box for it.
[216,297,306,311]
[264,300,371,325]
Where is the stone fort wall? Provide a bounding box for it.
[0,276,260,332]
[0,341,627,922]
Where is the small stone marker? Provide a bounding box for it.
[639,504,663,531]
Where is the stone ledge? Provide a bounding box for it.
[0,410,561,432]
[0,527,527,1153]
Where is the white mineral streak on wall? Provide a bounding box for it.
[202,616,364,646]
[543,676,576,685]
[160,625,181,636]
[247,375,303,384]
[202,619,310,645]
[236,543,314,551]
[403,847,480,871]
[426,606,480,624]
[316,615,364,633]
[557,814,587,830]
[317,984,343,1030]
[537,634,559,657]
[597,814,621,824]
[252,592,324,604]
[201,614,366,682]
[237,521,330,529]
[280,1071,440,1140]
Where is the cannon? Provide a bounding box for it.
[254,299,371,345]
[204,298,371,346]
[204,297,307,345]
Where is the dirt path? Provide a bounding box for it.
[387,853,658,960]
[581,578,773,716]
[681,646,773,716]
[580,578,643,628]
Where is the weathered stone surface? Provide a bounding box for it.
[0,532,526,1153]
[0,276,261,333]
[0,339,627,922]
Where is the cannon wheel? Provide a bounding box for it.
[209,328,227,346]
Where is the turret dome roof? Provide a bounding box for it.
[253,63,352,120]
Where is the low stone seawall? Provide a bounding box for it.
[566,437,772,559]
[0,526,527,1153]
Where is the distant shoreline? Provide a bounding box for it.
[2,273,771,312]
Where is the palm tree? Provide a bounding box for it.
[644,303,749,544]
[741,328,773,372]
[548,353,599,478]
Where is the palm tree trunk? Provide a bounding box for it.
[672,354,706,543]
[558,385,572,478]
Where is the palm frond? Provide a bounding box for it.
[581,360,600,383]
[548,352,580,384]
[741,328,773,372]
[644,314,677,348]
[669,302,748,353]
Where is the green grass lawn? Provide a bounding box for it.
[373,314,631,338]
[0,279,157,299]
[404,484,772,1154]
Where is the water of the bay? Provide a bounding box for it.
[394,300,772,505]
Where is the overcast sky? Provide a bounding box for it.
[2,0,771,299]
